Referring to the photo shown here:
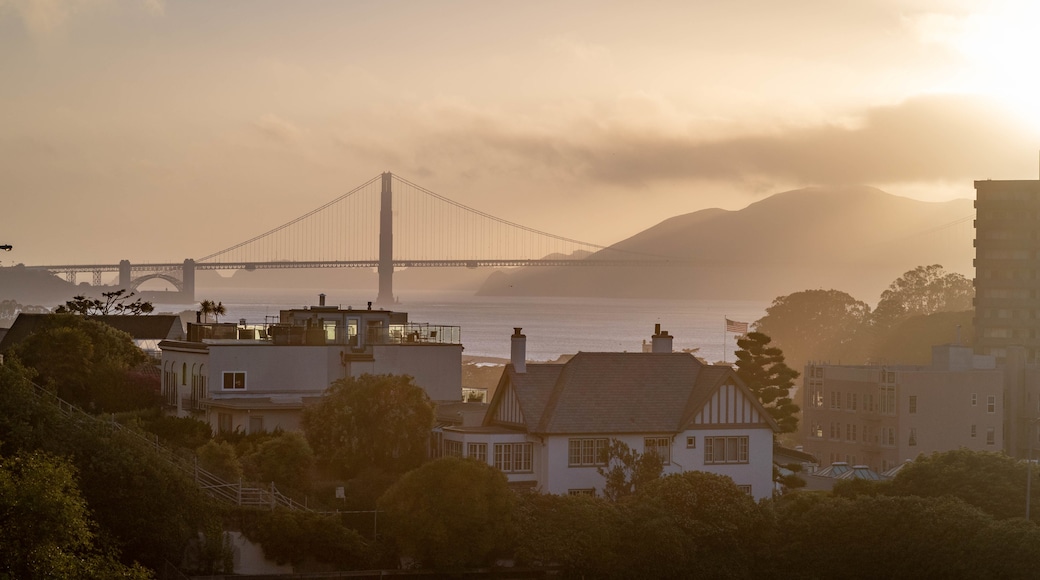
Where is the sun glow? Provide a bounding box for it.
[937,2,1040,132]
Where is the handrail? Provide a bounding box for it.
[25,380,313,512]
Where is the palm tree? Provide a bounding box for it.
[212,301,226,323]
[199,299,225,323]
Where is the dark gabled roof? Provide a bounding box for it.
[536,352,706,434]
[483,351,777,436]
[0,313,184,352]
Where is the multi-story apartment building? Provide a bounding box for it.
[802,345,1003,473]
[973,179,1040,458]
[159,296,462,434]
[974,179,1040,364]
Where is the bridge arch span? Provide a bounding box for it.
[130,273,184,293]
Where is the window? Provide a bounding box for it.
[444,440,463,458]
[987,428,996,445]
[494,443,533,473]
[846,423,857,441]
[809,383,824,408]
[686,436,696,449]
[811,423,823,438]
[736,485,752,496]
[468,442,487,462]
[971,424,977,438]
[830,391,842,410]
[223,371,246,390]
[568,488,595,496]
[568,438,608,467]
[909,395,917,414]
[217,413,233,433]
[879,385,896,415]
[644,437,671,464]
[847,393,857,411]
[987,395,996,413]
[972,393,978,406]
[909,428,917,447]
[248,415,264,435]
[704,436,749,464]
[864,393,874,412]
[181,362,187,385]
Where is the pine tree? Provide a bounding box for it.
[734,331,800,434]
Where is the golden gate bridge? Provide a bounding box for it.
[25,172,680,305]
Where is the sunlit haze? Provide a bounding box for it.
[2,0,1039,265]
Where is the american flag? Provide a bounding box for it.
[725,318,749,334]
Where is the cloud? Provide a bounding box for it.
[0,0,163,37]
[408,94,1037,190]
[252,114,302,145]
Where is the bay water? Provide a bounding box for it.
[156,289,767,364]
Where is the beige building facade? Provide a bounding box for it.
[802,345,1003,472]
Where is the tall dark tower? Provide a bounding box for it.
[973,179,1040,364]
[376,172,395,307]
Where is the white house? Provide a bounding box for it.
[158,296,462,435]
[442,327,778,500]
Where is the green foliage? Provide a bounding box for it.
[55,289,155,315]
[596,438,664,501]
[10,314,149,412]
[774,493,1010,579]
[238,510,369,570]
[302,374,435,479]
[241,431,315,492]
[196,440,244,482]
[754,289,872,369]
[872,264,973,330]
[378,457,516,570]
[887,449,1040,521]
[135,412,212,450]
[621,471,773,579]
[734,331,800,433]
[513,493,622,578]
[55,422,218,570]
[0,358,62,457]
[0,451,152,579]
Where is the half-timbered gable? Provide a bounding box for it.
[684,368,777,430]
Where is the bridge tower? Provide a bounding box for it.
[119,260,132,288]
[182,259,196,302]
[376,172,395,307]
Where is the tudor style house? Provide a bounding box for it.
[442,327,778,499]
[158,296,462,435]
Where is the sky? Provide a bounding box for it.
[2,0,1040,266]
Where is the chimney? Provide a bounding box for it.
[367,301,372,310]
[651,325,673,353]
[319,293,326,307]
[511,328,527,373]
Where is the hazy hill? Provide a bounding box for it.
[477,186,975,304]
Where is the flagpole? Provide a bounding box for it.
[723,316,728,364]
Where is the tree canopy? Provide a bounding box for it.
[872,264,973,330]
[754,289,872,370]
[54,289,154,316]
[302,374,434,479]
[734,331,800,433]
[596,438,663,501]
[9,314,153,411]
[0,451,151,579]
[378,457,515,570]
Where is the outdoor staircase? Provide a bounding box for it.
[28,381,312,511]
